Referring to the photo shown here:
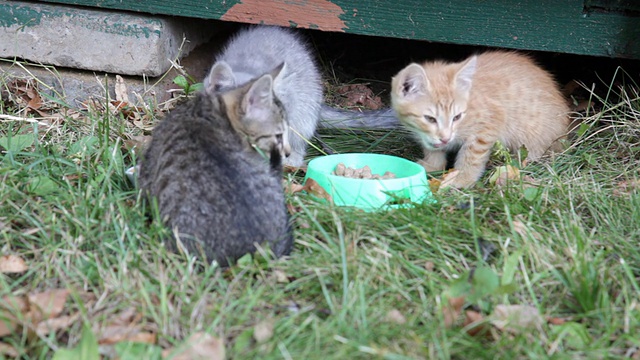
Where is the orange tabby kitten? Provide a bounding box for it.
[391,51,569,188]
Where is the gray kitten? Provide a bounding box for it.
[205,26,401,167]
[205,25,322,167]
[139,67,293,267]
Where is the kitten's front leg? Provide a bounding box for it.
[418,150,447,173]
[441,137,494,188]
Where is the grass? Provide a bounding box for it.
[0,64,639,360]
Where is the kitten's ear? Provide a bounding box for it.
[393,63,428,99]
[241,74,274,120]
[204,61,236,94]
[270,62,286,91]
[455,56,477,94]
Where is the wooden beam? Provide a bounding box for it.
[33,0,640,59]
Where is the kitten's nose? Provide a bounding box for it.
[283,143,292,157]
[440,137,450,145]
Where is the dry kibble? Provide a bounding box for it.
[332,163,397,180]
[361,165,372,179]
[382,171,397,179]
[344,167,355,178]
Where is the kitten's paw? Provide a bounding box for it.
[440,170,476,189]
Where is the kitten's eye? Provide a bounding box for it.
[452,113,462,122]
[275,134,283,143]
[423,115,437,124]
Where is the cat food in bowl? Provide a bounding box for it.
[303,153,434,211]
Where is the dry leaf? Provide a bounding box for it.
[463,310,489,337]
[511,216,541,240]
[36,313,81,335]
[27,289,69,323]
[384,309,407,325]
[546,316,568,325]
[491,304,543,333]
[96,308,155,345]
[286,183,305,194]
[334,84,383,110]
[0,255,28,273]
[273,269,290,284]
[163,332,225,360]
[283,165,307,174]
[0,342,18,357]
[428,178,441,193]
[253,319,275,343]
[490,165,520,187]
[115,75,130,103]
[443,296,465,328]
[512,220,528,239]
[613,179,640,197]
[0,296,28,337]
[26,88,42,111]
[302,178,333,204]
[123,135,152,154]
[99,326,156,345]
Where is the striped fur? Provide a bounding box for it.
[139,74,293,267]
[391,51,570,188]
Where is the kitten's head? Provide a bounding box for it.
[210,63,291,158]
[391,56,477,149]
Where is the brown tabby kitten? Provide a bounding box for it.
[391,51,569,188]
[138,67,293,267]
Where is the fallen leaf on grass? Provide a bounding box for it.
[428,178,441,193]
[443,296,465,328]
[0,342,19,357]
[162,332,225,360]
[385,309,407,325]
[491,305,543,334]
[0,289,72,337]
[334,84,383,110]
[0,254,28,273]
[462,310,489,337]
[295,178,333,204]
[96,308,156,346]
[0,296,28,337]
[99,328,156,345]
[272,269,290,284]
[547,316,567,325]
[512,220,528,239]
[123,135,152,154]
[115,75,130,103]
[253,319,275,343]
[613,179,640,197]
[283,165,307,174]
[511,216,541,240]
[286,183,305,194]
[489,165,520,187]
[37,313,81,336]
[28,289,69,323]
[7,79,46,117]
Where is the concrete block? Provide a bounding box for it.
[0,0,217,76]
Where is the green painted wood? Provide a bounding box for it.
[585,0,640,13]
[35,0,640,59]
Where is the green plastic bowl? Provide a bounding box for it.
[304,153,434,211]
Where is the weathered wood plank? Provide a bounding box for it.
[34,0,640,59]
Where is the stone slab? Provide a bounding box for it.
[0,0,217,76]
